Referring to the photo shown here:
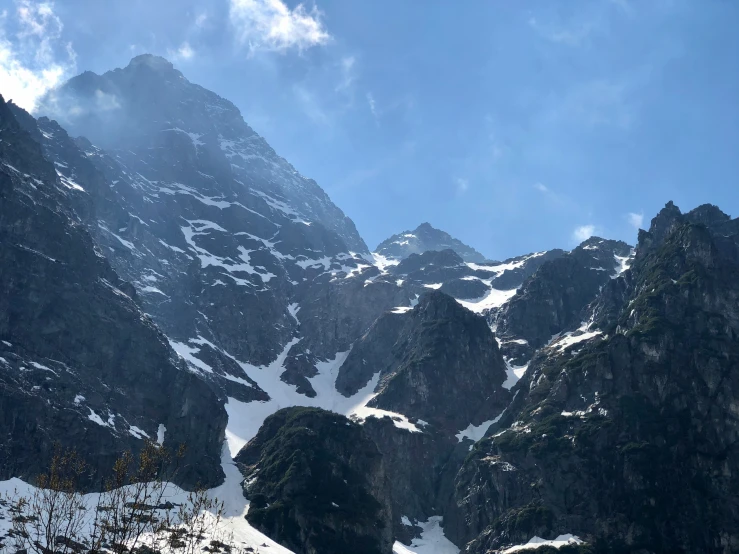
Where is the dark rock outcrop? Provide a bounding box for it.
[495,237,632,365]
[337,290,511,431]
[447,202,739,553]
[0,94,226,489]
[236,407,394,554]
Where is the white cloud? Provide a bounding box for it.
[626,212,644,229]
[366,92,377,118]
[572,224,596,242]
[293,84,330,126]
[168,41,195,61]
[335,55,355,92]
[529,17,593,46]
[455,177,469,195]
[229,0,330,53]
[195,12,208,28]
[534,182,549,193]
[0,0,76,112]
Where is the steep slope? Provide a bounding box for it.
[28,56,397,400]
[446,202,739,553]
[375,222,488,263]
[333,291,514,536]
[337,291,511,431]
[40,55,367,253]
[494,237,633,366]
[0,95,226,488]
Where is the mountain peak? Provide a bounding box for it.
[375,222,487,263]
[122,54,183,79]
[127,53,175,71]
[35,56,368,253]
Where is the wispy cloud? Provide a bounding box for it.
[168,41,195,61]
[455,177,469,195]
[194,12,208,28]
[229,0,330,54]
[293,84,331,126]
[0,0,76,112]
[572,224,597,242]
[532,182,571,209]
[335,55,355,92]
[528,17,594,46]
[366,92,378,119]
[626,211,644,230]
[546,79,635,130]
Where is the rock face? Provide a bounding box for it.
[29,55,377,392]
[333,290,515,536]
[447,202,739,553]
[495,237,633,365]
[375,222,488,263]
[0,94,226,489]
[235,407,394,554]
[40,55,367,254]
[337,290,511,431]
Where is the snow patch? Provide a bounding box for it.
[501,534,584,552]
[457,287,517,313]
[612,249,635,278]
[503,361,528,390]
[128,425,149,440]
[157,424,166,446]
[456,409,506,443]
[393,516,459,554]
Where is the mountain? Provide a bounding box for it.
[2,53,738,554]
[375,222,488,263]
[446,202,739,553]
[0,94,226,488]
[31,54,394,399]
[40,55,367,253]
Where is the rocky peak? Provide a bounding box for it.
[375,222,487,263]
[337,290,510,431]
[393,248,464,275]
[640,200,684,249]
[414,288,471,320]
[448,202,739,553]
[126,53,180,74]
[685,203,731,227]
[38,56,367,253]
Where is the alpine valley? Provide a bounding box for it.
[1,55,738,554]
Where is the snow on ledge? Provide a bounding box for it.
[456,391,518,443]
[351,406,423,433]
[393,516,459,554]
[501,534,584,553]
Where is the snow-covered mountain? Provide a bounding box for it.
[2,54,739,554]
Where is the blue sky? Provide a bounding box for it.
[1,0,738,259]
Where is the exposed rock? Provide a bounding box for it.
[236,407,394,554]
[495,237,632,365]
[447,204,739,553]
[0,94,226,489]
[337,290,511,431]
[376,222,487,263]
